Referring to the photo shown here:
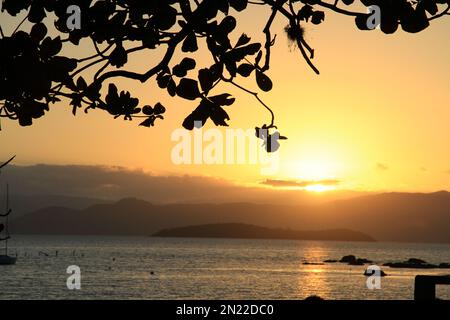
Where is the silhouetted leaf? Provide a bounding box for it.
[47,56,77,82]
[173,57,196,77]
[139,117,155,127]
[298,5,313,22]
[157,74,171,89]
[225,59,237,77]
[255,50,263,65]
[176,78,200,100]
[381,11,399,34]
[154,102,166,115]
[154,4,177,30]
[255,127,267,140]
[210,105,230,126]
[181,58,196,70]
[182,98,230,129]
[110,11,127,26]
[105,84,119,105]
[109,43,127,68]
[209,63,223,82]
[28,3,46,23]
[420,0,438,15]
[142,105,154,115]
[70,93,83,115]
[139,115,164,127]
[311,11,325,25]
[209,94,235,106]
[341,0,354,5]
[237,63,254,77]
[255,70,273,92]
[401,7,430,33]
[229,0,248,12]
[265,132,287,153]
[216,0,229,15]
[76,77,87,91]
[219,16,237,34]
[167,78,177,97]
[198,68,214,92]
[16,100,49,126]
[236,33,251,47]
[84,83,102,101]
[182,33,198,52]
[265,134,280,153]
[1,0,30,16]
[182,101,210,130]
[40,36,62,58]
[30,23,47,43]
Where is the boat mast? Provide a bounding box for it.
[0,157,15,257]
[5,183,8,256]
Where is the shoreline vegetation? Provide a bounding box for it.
[152,223,376,242]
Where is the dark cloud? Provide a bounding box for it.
[376,163,389,171]
[261,179,340,188]
[0,164,358,205]
[2,164,236,203]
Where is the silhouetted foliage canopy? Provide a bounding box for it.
[0,0,448,150]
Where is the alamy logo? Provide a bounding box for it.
[171,122,280,175]
[66,265,81,290]
[366,5,381,30]
[366,265,382,290]
[66,5,81,31]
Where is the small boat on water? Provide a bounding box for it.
[0,156,17,265]
[0,254,16,265]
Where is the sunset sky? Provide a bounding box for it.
[1,4,450,193]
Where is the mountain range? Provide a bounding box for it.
[9,191,450,243]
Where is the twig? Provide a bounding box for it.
[224,77,276,128]
[429,4,450,21]
[0,156,16,170]
[260,2,280,72]
[12,14,29,35]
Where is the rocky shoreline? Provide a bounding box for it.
[301,255,450,277]
[319,255,450,269]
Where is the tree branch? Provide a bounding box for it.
[429,4,450,21]
[0,156,15,170]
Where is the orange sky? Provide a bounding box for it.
[1,4,450,193]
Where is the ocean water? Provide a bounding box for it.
[0,236,449,300]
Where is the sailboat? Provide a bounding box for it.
[0,156,16,265]
[0,184,16,265]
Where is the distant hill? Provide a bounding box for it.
[4,194,110,218]
[153,223,375,242]
[314,191,450,243]
[10,191,450,243]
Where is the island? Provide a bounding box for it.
[152,223,376,242]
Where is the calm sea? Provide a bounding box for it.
[1,236,449,300]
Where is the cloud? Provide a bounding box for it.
[261,179,340,188]
[2,164,237,203]
[376,162,389,171]
[0,164,357,206]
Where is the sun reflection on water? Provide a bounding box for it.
[297,244,331,299]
